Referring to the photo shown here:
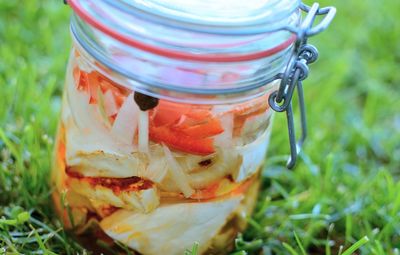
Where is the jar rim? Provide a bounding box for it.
[103,0,300,34]
[68,0,298,62]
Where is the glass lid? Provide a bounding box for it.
[104,0,300,34]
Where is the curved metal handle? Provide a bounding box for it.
[283,3,337,39]
[269,2,336,169]
[302,4,337,37]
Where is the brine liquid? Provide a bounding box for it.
[52,114,266,254]
[50,54,273,255]
[52,124,261,254]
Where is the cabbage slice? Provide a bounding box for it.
[100,196,242,255]
[64,76,142,177]
[68,177,159,213]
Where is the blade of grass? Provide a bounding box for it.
[341,236,369,255]
[283,242,299,255]
[293,231,307,255]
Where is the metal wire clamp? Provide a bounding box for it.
[268,3,336,169]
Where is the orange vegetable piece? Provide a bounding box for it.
[190,181,221,200]
[73,66,89,93]
[190,177,253,200]
[226,93,270,136]
[151,100,191,127]
[151,100,214,126]
[149,125,215,155]
[172,117,223,138]
[72,66,128,108]
[149,99,224,154]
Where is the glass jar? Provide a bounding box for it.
[52,0,335,254]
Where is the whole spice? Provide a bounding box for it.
[134,92,159,111]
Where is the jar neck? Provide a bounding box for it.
[72,40,280,105]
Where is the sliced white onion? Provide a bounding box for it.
[240,110,272,138]
[144,155,168,183]
[214,113,233,148]
[103,90,119,117]
[111,94,139,145]
[66,67,98,131]
[234,125,272,182]
[162,144,194,197]
[138,110,149,153]
[96,87,112,129]
[186,149,241,189]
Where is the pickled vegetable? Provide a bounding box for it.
[51,59,273,254]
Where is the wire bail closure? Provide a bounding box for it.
[268,3,336,169]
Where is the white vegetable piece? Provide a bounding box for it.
[100,196,242,255]
[66,67,99,131]
[68,177,160,213]
[213,113,233,148]
[111,93,139,145]
[66,150,147,178]
[146,145,169,184]
[235,124,272,182]
[138,110,149,153]
[64,76,141,177]
[103,90,119,117]
[162,145,194,197]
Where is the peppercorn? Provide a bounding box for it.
[134,92,159,111]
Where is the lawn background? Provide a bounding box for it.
[0,0,399,254]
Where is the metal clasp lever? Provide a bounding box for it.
[268,3,336,169]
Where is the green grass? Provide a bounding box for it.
[0,0,399,254]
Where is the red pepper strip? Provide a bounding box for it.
[87,72,100,104]
[149,99,223,153]
[149,125,215,155]
[72,67,128,108]
[73,66,89,93]
[71,67,98,103]
[151,100,214,126]
[184,109,212,120]
[73,66,80,87]
[151,100,191,127]
[96,73,127,108]
[172,117,224,138]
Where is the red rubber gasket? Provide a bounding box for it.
[68,0,296,62]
